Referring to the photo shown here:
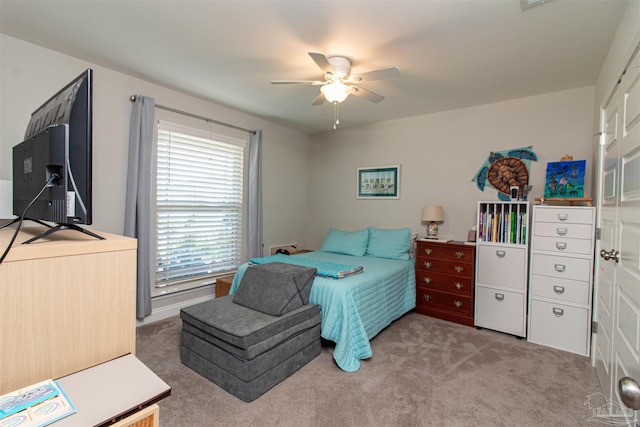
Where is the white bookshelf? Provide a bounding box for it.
[474,201,530,337]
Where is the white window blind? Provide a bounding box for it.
[155,121,245,293]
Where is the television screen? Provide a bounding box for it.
[12,69,93,227]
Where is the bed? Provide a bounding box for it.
[229,227,416,372]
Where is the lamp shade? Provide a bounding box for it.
[321,82,353,103]
[421,205,443,222]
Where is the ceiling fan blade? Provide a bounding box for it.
[351,86,385,103]
[271,80,325,85]
[351,67,401,82]
[311,93,326,106]
[308,52,334,75]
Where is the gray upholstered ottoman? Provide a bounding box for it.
[180,263,321,402]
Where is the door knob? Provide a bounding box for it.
[600,249,620,263]
[619,376,640,410]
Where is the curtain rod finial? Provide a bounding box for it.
[130,95,137,102]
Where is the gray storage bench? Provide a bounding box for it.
[180,262,321,402]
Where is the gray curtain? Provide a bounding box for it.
[248,130,263,259]
[124,95,155,319]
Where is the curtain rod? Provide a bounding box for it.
[129,95,255,135]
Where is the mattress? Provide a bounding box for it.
[230,251,416,372]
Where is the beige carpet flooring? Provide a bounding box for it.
[136,312,603,426]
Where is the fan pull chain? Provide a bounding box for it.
[333,101,340,130]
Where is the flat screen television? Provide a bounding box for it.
[5,68,102,242]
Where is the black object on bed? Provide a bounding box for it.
[180,263,321,402]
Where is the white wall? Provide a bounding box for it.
[307,86,595,248]
[0,34,312,254]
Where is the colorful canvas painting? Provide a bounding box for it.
[544,160,586,198]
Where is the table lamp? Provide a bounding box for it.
[422,206,443,239]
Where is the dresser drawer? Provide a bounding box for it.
[475,286,525,336]
[530,253,591,282]
[529,274,590,305]
[416,242,474,262]
[528,299,590,355]
[416,286,473,317]
[533,222,595,240]
[534,207,595,225]
[476,245,527,290]
[416,270,473,297]
[532,236,593,255]
[416,258,472,278]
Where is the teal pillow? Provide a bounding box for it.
[320,228,369,257]
[366,227,411,260]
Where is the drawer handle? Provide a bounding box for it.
[424,248,432,255]
[555,242,567,251]
[554,264,566,273]
[454,282,463,290]
[453,300,463,308]
[553,285,565,295]
[454,251,465,259]
[552,307,564,317]
[556,227,568,236]
[557,213,569,221]
[495,293,504,302]
[454,266,464,273]
[423,294,431,302]
[423,277,432,284]
[424,262,432,269]
[496,250,506,258]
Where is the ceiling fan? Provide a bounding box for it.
[271,52,401,128]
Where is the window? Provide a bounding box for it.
[154,121,245,296]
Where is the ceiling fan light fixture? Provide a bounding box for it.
[321,82,353,103]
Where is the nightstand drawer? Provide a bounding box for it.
[534,208,595,225]
[416,287,473,317]
[416,271,473,296]
[531,236,593,255]
[416,258,472,278]
[417,243,474,262]
[528,299,589,355]
[476,245,527,290]
[529,274,590,305]
[530,253,591,282]
[475,286,525,336]
[533,222,594,240]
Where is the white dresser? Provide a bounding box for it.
[474,201,530,338]
[527,205,596,356]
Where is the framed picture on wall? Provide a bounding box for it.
[357,165,400,199]
[544,159,586,198]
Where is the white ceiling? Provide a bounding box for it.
[0,0,630,134]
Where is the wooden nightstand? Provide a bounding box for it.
[215,274,235,298]
[414,240,476,327]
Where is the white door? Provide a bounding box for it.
[593,43,640,426]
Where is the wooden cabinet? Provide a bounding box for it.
[215,274,235,297]
[527,205,596,356]
[0,225,170,423]
[0,226,137,394]
[474,201,530,337]
[414,240,475,326]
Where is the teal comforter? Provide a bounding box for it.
[230,251,416,372]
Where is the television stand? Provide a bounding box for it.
[22,223,105,244]
[0,217,52,230]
